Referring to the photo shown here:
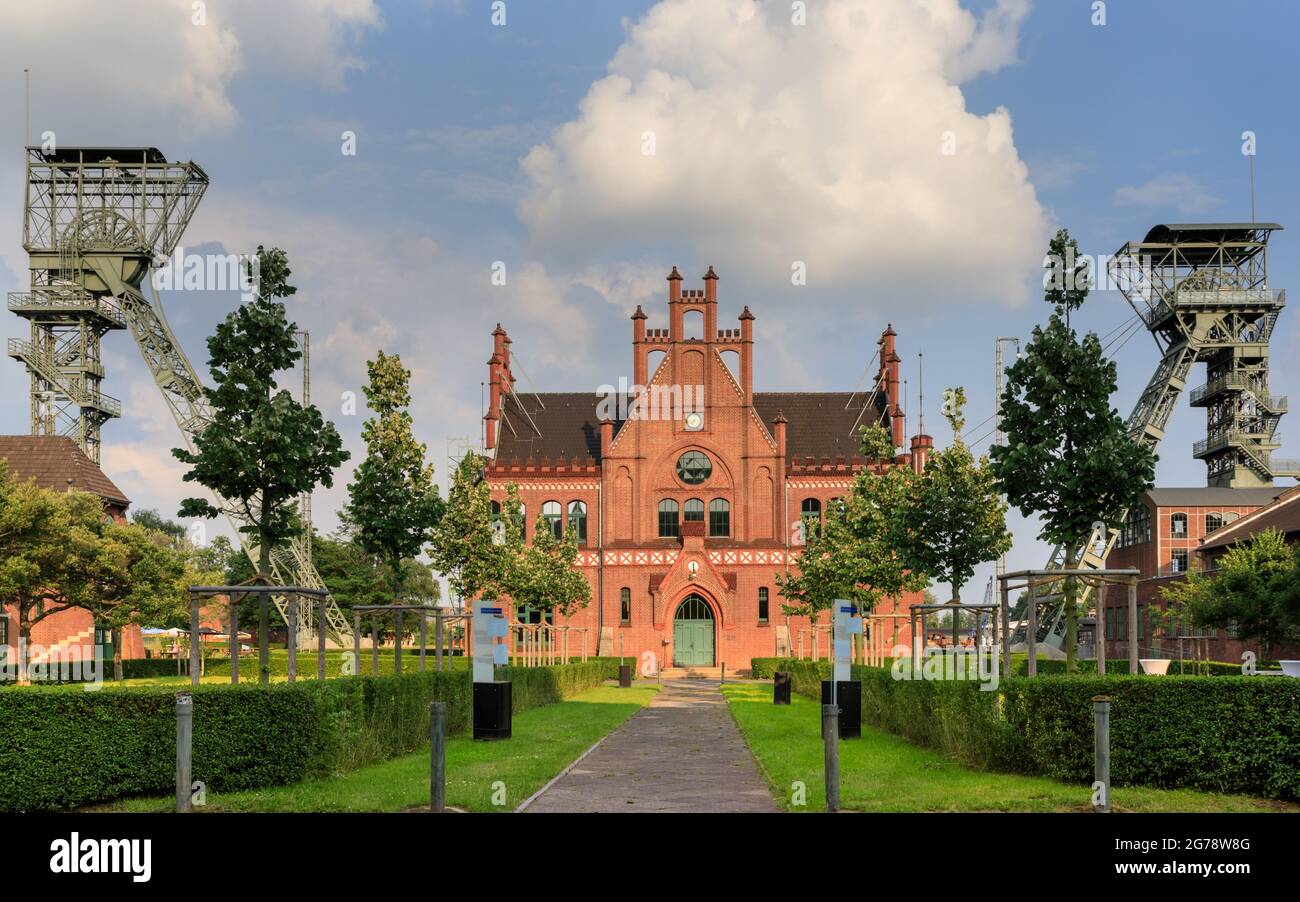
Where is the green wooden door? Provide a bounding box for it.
[673,595,714,667]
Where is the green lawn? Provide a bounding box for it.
[723,683,1296,813]
[100,684,657,813]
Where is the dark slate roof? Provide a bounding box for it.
[1144,487,1285,508]
[1199,487,1300,552]
[0,435,130,508]
[493,390,888,465]
[753,392,889,464]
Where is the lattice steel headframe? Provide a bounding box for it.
[10,147,206,462]
[1110,222,1294,486]
[8,146,351,646]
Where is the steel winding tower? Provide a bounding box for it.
[1016,222,1293,652]
[9,146,351,646]
[1115,223,1296,484]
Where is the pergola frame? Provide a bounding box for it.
[907,601,1001,676]
[186,584,328,687]
[997,569,1140,678]
[352,604,472,675]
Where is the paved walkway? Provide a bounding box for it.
[523,680,780,813]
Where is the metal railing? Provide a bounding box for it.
[1188,373,1287,411]
[6,339,123,417]
[7,290,126,327]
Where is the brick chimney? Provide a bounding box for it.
[739,305,755,405]
[910,432,933,475]
[600,418,613,458]
[879,324,904,454]
[484,323,513,451]
[631,304,648,387]
[703,266,719,338]
[667,266,683,340]
[773,409,787,461]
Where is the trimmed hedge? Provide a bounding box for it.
[749,655,1248,681]
[764,657,1300,800]
[0,660,608,812]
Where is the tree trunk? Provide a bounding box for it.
[113,628,124,682]
[1064,546,1080,673]
[17,617,31,686]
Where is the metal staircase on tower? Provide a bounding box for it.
[1013,222,1291,652]
[9,146,351,647]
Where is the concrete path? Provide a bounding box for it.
[522,680,780,813]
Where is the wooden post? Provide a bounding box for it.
[371,615,380,675]
[1127,578,1139,675]
[419,612,427,672]
[287,595,298,683]
[395,610,404,675]
[317,594,328,681]
[352,612,361,677]
[1027,578,1038,678]
[229,594,239,685]
[189,594,201,688]
[1096,582,1107,677]
[1000,579,1011,678]
[435,611,444,672]
[258,595,269,685]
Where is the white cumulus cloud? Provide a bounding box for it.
[518,0,1048,308]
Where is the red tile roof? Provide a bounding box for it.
[0,435,130,509]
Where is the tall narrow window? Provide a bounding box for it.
[658,499,680,538]
[758,587,769,623]
[1205,512,1223,534]
[517,502,526,542]
[801,497,822,537]
[708,498,730,537]
[568,501,587,545]
[1170,512,1188,537]
[683,498,705,522]
[1170,549,1189,574]
[620,588,631,624]
[542,501,563,540]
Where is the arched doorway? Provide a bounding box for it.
[673,594,715,666]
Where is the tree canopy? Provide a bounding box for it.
[173,246,349,580]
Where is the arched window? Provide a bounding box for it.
[1205,512,1224,534]
[658,499,680,538]
[1170,512,1188,537]
[708,498,730,537]
[542,501,563,540]
[516,502,526,542]
[620,587,631,623]
[567,501,587,545]
[683,498,705,522]
[828,496,847,523]
[758,587,769,624]
[801,497,822,536]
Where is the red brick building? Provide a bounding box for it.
[483,267,924,672]
[0,435,144,667]
[1102,486,1297,662]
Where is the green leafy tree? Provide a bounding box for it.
[428,452,509,602]
[779,425,927,621]
[0,465,106,682]
[509,513,592,618]
[990,228,1156,671]
[345,351,445,601]
[1161,529,1300,659]
[173,246,349,583]
[64,521,217,680]
[130,509,187,544]
[901,387,1011,606]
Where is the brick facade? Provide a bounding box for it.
[483,268,922,672]
[1102,487,1300,662]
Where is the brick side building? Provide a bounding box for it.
[482,267,924,672]
[0,435,144,665]
[1102,486,1298,662]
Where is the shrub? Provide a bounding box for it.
[0,660,608,812]
[759,656,1300,800]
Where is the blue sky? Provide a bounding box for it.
[1,0,1296,600]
